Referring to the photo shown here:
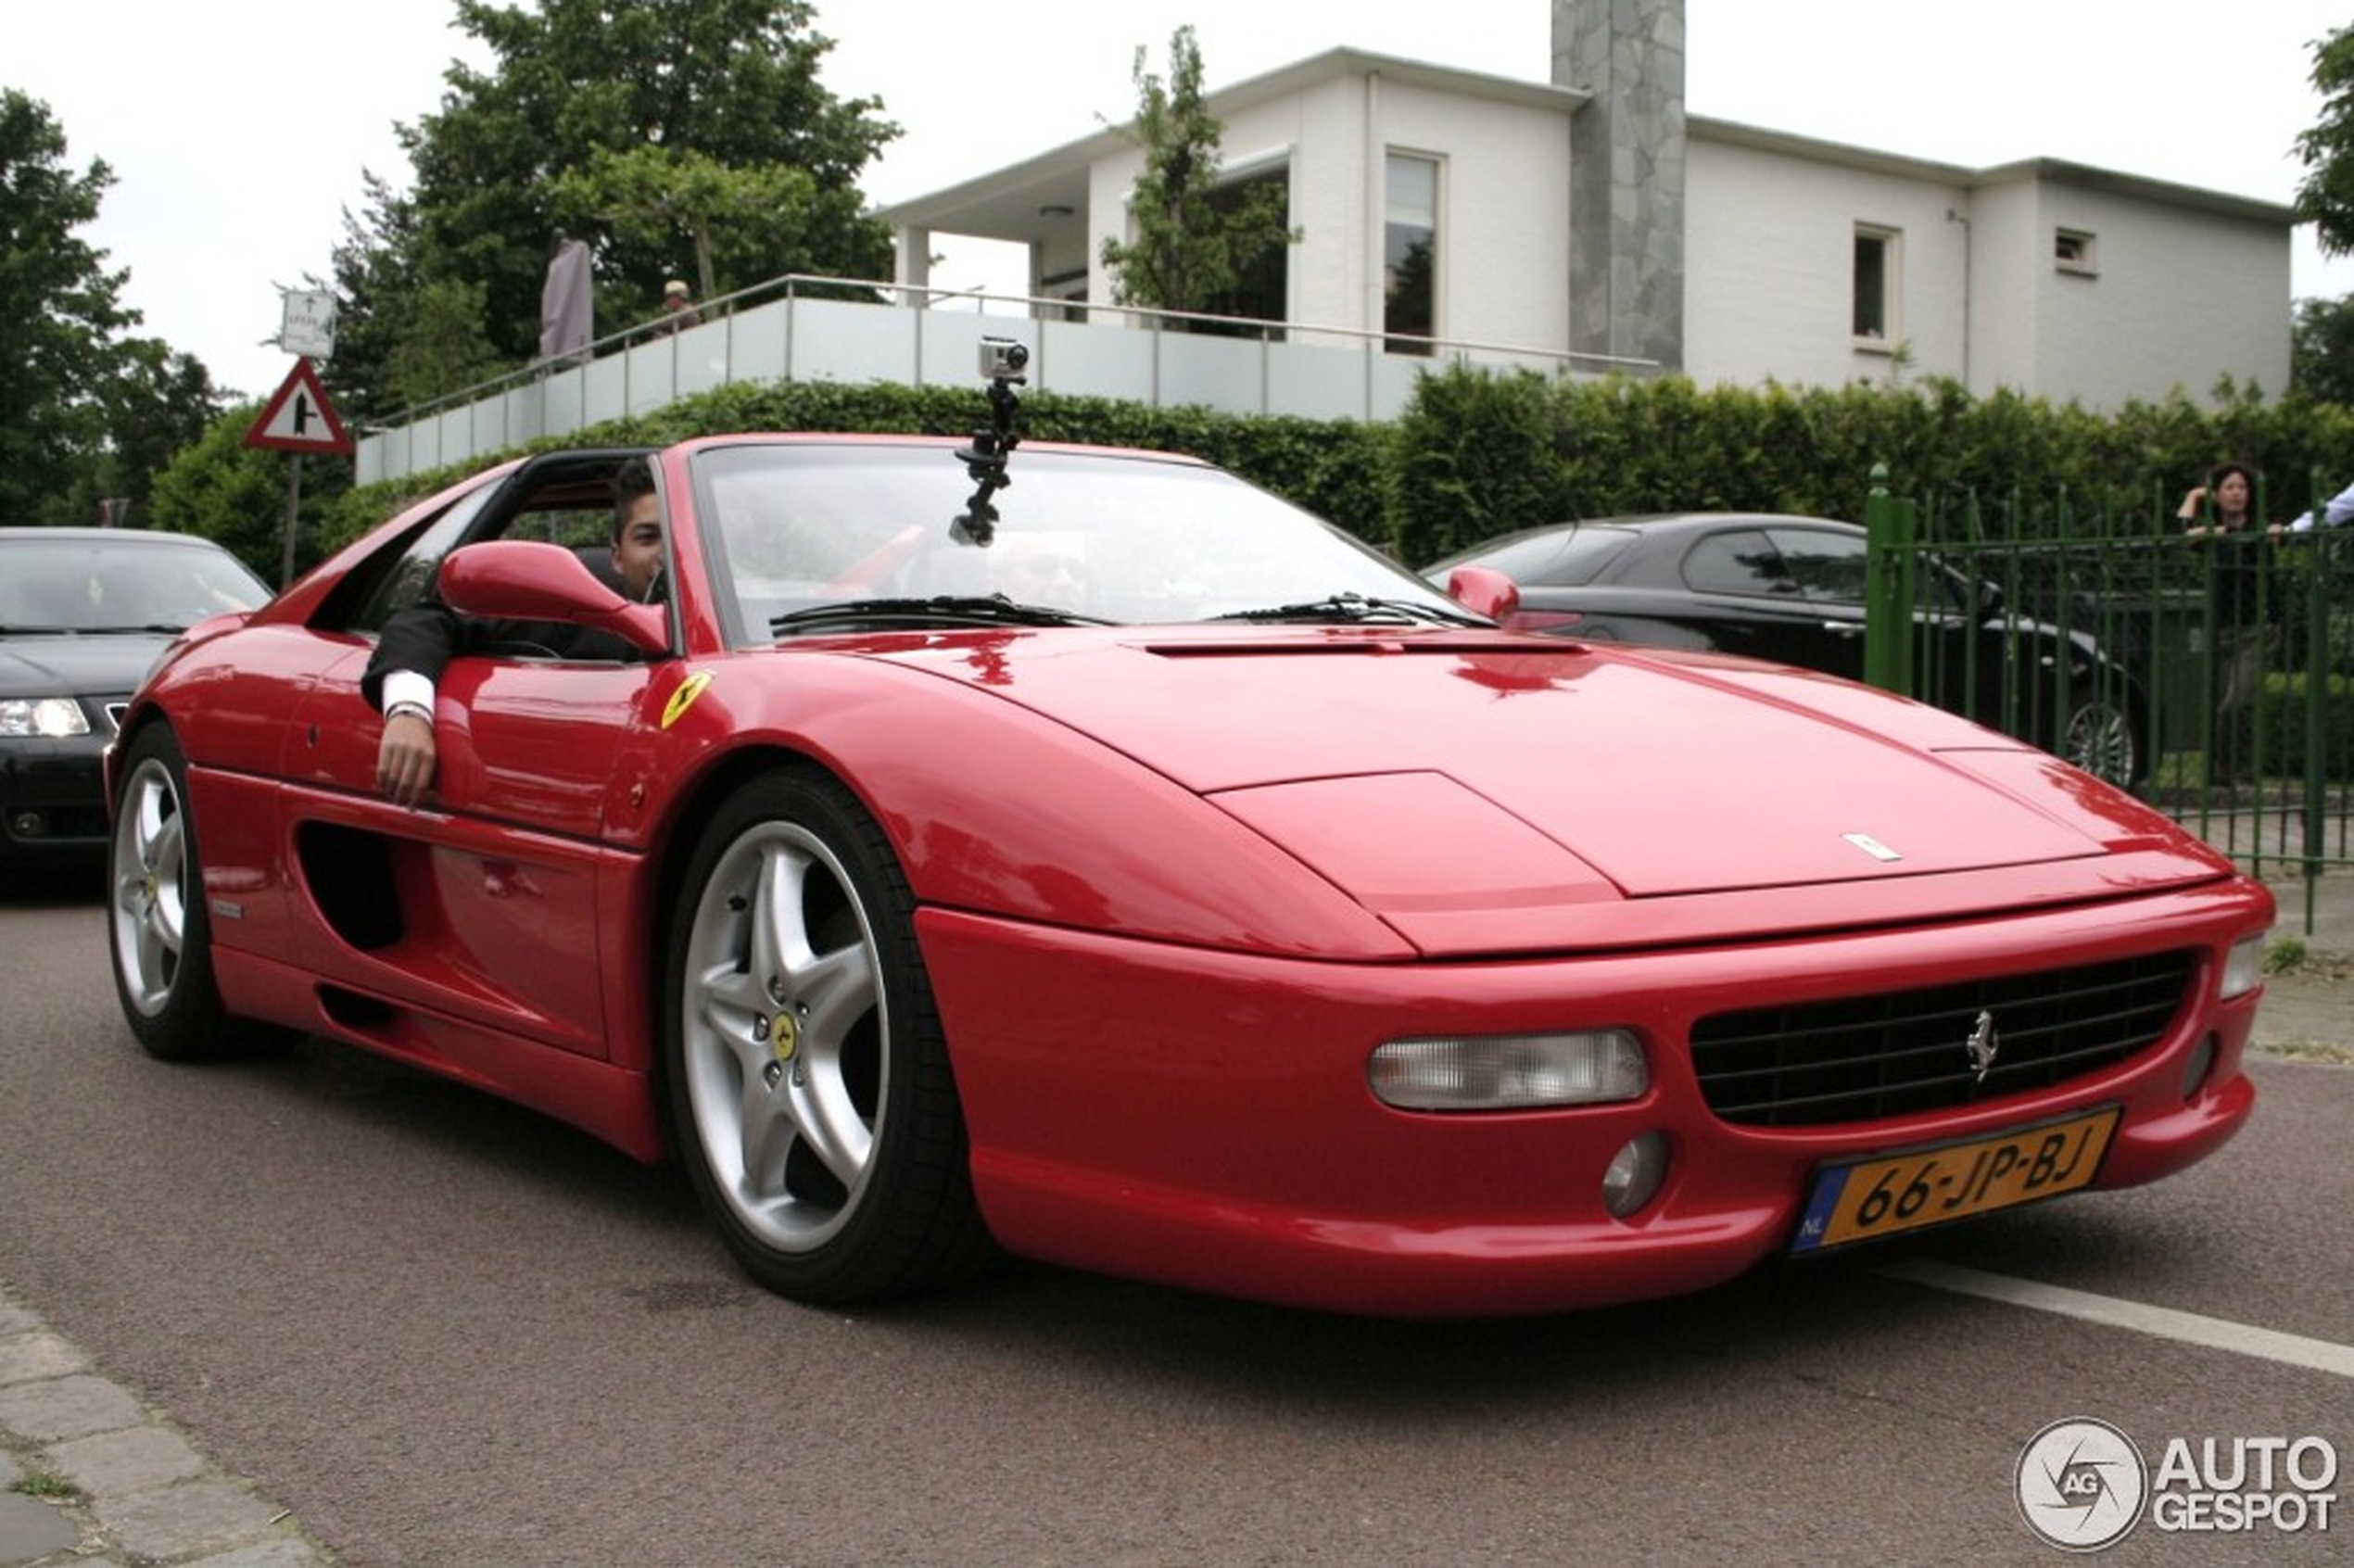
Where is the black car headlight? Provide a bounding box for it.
[0,698,93,739]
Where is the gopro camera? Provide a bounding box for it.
[979,336,1030,382]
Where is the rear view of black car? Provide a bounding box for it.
[1,528,272,866]
[1427,513,2145,786]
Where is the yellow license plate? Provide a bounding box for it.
[1791,1106,2120,1255]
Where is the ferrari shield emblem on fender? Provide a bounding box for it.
[662,670,714,729]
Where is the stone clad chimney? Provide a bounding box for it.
[1553,0,1685,371]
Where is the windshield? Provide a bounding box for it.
[0,537,272,632]
[689,443,1470,644]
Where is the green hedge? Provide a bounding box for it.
[162,361,2354,584]
[2250,672,2354,777]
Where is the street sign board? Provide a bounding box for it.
[279,288,338,360]
[244,358,353,455]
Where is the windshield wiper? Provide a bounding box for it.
[1206,593,1487,627]
[770,595,1112,636]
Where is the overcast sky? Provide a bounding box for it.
[11,0,2351,399]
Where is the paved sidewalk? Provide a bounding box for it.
[0,1291,329,1568]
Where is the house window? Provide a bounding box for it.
[2056,228,2098,275]
[1385,153,1439,354]
[1854,226,1899,346]
[1195,164,1292,340]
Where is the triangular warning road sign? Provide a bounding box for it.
[244,358,353,454]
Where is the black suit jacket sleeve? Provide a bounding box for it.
[361,602,631,711]
[361,601,466,711]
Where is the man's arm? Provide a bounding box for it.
[361,603,468,808]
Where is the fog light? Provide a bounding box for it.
[1368,1030,1646,1112]
[2180,1035,2217,1100]
[1602,1132,1669,1219]
[2219,935,2265,1001]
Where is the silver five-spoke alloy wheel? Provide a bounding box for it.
[110,749,192,1019]
[679,816,888,1255]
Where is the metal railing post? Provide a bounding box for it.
[1864,462,1916,694]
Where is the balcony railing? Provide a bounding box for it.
[355,273,1657,486]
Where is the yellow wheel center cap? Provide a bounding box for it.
[767,1012,798,1064]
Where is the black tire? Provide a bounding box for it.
[107,726,288,1060]
[2058,687,2142,790]
[663,766,991,1303]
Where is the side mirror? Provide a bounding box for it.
[437,541,669,655]
[1446,564,1521,624]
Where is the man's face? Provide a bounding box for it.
[991,531,1088,604]
[612,491,664,601]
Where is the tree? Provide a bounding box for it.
[59,339,229,528]
[333,0,899,413]
[2291,293,2354,404]
[547,144,848,316]
[2295,22,2354,256]
[0,89,136,524]
[323,171,503,422]
[1098,27,1299,324]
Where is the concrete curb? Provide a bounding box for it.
[0,1291,330,1567]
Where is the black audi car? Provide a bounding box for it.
[1426,513,2146,786]
[2,528,272,868]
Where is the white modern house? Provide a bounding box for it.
[356,0,2293,484]
[879,0,2293,410]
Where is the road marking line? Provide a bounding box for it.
[1879,1259,2354,1379]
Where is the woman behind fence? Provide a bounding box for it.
[2176,462,2271,781]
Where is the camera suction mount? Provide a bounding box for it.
[952,338,1030,547]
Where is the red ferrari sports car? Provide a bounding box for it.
[107,411,2274,1317]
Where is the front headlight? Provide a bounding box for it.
[1369,1029,1648,1112]
[2219,934,2267,1002]
[0,698,92,739]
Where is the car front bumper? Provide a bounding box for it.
[1,732,115,864]
[920,881,2271,1317]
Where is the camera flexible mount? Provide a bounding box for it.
[952,347,1028,546]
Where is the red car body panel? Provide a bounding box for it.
[112,436,2276,1315]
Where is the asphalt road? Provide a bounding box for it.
[4,874,2349,1566]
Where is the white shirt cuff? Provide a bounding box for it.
[380,670,437,716]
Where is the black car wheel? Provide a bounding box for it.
[664,765,991,1303]
[2060,688,2141,789]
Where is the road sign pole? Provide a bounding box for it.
[280,454,304,588]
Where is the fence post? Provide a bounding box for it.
[1864,462,1916,694]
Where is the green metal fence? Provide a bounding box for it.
[1864,470,2352,933]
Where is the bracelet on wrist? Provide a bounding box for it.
[385,701,433,727]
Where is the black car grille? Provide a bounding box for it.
[1690,952,2195,1127]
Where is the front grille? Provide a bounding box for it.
[103,701,130,734]
[1691,951,2195,1127]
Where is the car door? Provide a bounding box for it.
[1674,525,1862,674]
[270,457,669,1061]
[281,651,660,1059]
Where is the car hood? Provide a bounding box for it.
[0,633,172,697]
[869,626,2230,949]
